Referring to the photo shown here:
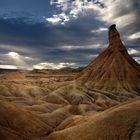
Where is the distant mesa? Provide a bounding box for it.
[0,68,20,73]
[77,24,140,95]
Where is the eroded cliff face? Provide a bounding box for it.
[77,24,140,95]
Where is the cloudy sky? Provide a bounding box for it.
[0,0,139,70]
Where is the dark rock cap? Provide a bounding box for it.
[109,24,120,45]
[108,24,127,51]
[109,24,116,30]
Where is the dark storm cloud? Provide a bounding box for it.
[0,13,105,68]
[0,0,139,69]
[0,18,48,47]
[0,13,105,50]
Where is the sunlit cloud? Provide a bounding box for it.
[91,28,108,33]
[60,44,105,50]
[0,65,17,69]
[128,32,140,40]
[0,52,37,70]
[33,62,76,70]
[46,15,62,25]
[49,0,139,36]
[8,52,19,58]
[7,52,28,67]
[48,0,104,24]
[128,48,140,55]
[134,57,140,64]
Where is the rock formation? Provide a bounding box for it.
[77,24,140,95]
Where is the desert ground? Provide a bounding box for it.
[0,25,140,140]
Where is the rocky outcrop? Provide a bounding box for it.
[77,24,140,95]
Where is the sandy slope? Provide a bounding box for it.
[0,101,52,140]
[47,97,140,140]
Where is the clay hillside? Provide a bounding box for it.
[47,97,140,140]
[77,24,140,95]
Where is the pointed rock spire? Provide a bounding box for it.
[77,25,140,95]
[109,24,120,44]
[108,24,126,51]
